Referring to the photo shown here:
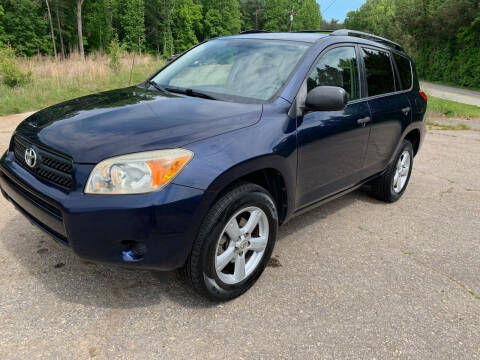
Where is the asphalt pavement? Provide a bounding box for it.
[421,82,480,106]
[0,113,479,359]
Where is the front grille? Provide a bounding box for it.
[13,136,73,190]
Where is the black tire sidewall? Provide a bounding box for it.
[389,140,414,201]
[198,186,278,300]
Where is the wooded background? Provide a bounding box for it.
[0,0,479,88]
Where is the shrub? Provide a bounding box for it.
[0,46,32,87]
[108,35,124,73]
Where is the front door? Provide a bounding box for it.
[296,45,371,208]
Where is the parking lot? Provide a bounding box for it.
[0,114,479,359]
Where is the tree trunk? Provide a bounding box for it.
[77,0,85,59]
[55,1,66,59]
[45,0,57,59]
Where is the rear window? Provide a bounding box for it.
[393,53,413,90]
[362,48,395,96]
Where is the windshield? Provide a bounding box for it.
[152,39,310,102]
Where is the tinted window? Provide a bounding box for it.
[153,39,310,102]
[362,48,395,96]
[393,53,413,90]
[307,46,360,101]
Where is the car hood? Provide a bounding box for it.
[15,86,262,163]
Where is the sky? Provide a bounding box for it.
[317,0,367,22]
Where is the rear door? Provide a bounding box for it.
[361,47,412,175]
[392,52,425,123]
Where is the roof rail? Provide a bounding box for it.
[239,30,270,34]
[292,30,337,33]
[331,29,404,51]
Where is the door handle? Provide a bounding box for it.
[402,106,411,116]
[357,116,371,125]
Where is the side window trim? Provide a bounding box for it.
[304,42,363,104]
[360,45,413,100]
[391,51,414,92]
[360,45,397,97]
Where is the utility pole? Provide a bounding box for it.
[287,7,297,32]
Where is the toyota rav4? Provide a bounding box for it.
[0,30,427,300]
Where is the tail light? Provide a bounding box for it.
[419,90,428,102]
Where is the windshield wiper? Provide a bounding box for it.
[148,80,168,93]
[165,87,217,100]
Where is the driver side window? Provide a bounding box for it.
[307,46,360,101]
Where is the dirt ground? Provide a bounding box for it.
[0,112,479,359]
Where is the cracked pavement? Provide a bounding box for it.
[0,113,479,359]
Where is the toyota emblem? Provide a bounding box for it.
[24,148,37,168]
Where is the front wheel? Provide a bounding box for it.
[369,139,414,202]
[181,183,278,301]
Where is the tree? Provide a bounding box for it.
[0,0,50,56]
[54,0,66,58]
[119,0,146,53]
[84,0,113,51]
[45,0,57,58]
[344,0,480,88]
[145,0,164,53]
[294,0,322,31]
[240,0,266,30]
[76,0,85,58]
[172,0,202,52]
[0,4,4,45]
[202,0,242,38]
[263,0,290,32]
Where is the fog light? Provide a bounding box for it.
[121,241,147,262]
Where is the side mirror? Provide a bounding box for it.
[166,54,180,63]
[305,86,348,112]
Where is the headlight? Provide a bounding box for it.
[85,149,193,194]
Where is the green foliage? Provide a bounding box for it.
[173,0,203,52]
[344,0,480,89]
[263,0,323,32]
[0,0,50,56]
[0,4,4,44]
[263,0,290,32]
[0,0,477,91]
[108,34,124,73]
[203,0,242,38]
[0,46,32,87]
[119,0,146,53]
[240,0,266,30]
[84,0,113,51]
[293,0,322,31]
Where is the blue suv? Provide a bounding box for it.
[0,30,427,300]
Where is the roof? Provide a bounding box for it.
[223,29,405,52]
[222,32,329,43]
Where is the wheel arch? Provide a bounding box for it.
[387,122,426,165]
[404,128,421,156]
[202,156,295,225]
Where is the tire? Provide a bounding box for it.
[369,139,414,203]
[181,183,278,301]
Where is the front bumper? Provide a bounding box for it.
[0,151,207,270]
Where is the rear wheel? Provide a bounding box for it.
[181,183,278,301]
[369,139,414,202]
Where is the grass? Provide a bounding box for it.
[427,96,480,119]
[0,52,165,116]
[426,121,471,130]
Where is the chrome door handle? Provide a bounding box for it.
[357,116,371,125]
[402,106,411,116]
